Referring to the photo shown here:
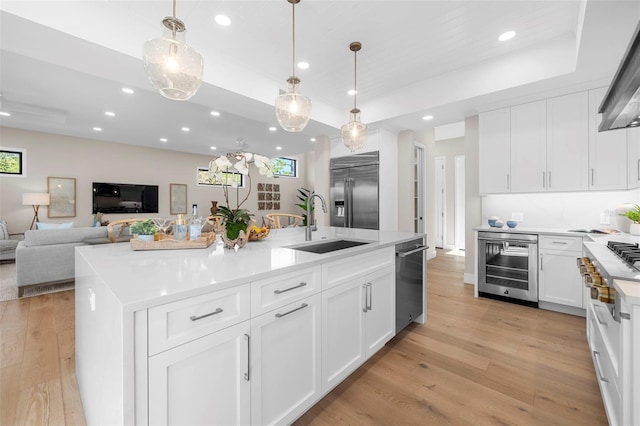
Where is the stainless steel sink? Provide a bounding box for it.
[288,239,372,254]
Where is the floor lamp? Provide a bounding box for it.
[23,193,50,230]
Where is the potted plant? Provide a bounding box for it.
[215,206,253,248]
[621,204,640,235]
[129,219,158,242]
[295,187,313,226]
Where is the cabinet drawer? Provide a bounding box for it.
[322,247,394,291]
[148,284,250,355]
[539,235,582,251]
[251,266,321,316]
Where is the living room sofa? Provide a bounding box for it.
[16,227,110,296]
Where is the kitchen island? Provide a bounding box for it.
[74,226,425,425]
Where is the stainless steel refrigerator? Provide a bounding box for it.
[329,152,379,230]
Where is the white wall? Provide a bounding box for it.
[465,116,481,283]
[414,128,437,259]
[0,127,309,232]
[482,190,640,232]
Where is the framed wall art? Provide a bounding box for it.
[170,183,187,215]
[0,147,27,177]
[48,177,76,217]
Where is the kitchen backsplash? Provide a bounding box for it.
[482,189,640,232]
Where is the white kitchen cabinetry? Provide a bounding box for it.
[250,293,322,426]
[628,127,640,189]
[510,100,547,193]
[321,248,395,393]
[148,321,251,426]
[479,107,511,194]
[546,92,589,192]
[538,236,584,309]
[588,87,628,190]
[147,284,252,426]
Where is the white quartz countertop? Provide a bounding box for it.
[614,279,640,305]
[75,226,423,310]
[474,225,640,243]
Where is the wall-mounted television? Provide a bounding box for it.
[92,182,159,214]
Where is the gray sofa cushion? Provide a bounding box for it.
[22,227,108,247]
[0,239,19,261]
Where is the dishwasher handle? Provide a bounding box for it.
[396,245,429,258]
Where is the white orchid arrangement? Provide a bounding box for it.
[208,152,274,210]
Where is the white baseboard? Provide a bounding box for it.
[427,250,437,260]
[463,273,475,285]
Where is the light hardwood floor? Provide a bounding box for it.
[0,250,606,425]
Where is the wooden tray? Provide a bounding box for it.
[130,232,217,251]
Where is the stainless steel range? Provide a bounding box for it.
[580,240,640,321]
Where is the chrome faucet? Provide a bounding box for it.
[306,192,327,241]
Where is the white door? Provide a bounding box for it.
[148,321,251,426]
[435,156,445,249]
[250,294,322,426]
[539,250,584,308]
[414,144,425,233]
[588,87,628,190]
[546,92,589,192]
[479,108,511,194]
[321,277,366,393]
[454,155,465,251]
[364,267,396,358]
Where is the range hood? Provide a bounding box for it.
[599,21,640,131]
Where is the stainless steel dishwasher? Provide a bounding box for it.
[395,237,428,333]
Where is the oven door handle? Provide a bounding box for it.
[479,238,536,246]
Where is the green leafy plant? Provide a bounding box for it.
[621,204,640,224]
[215,206,253,239]
[295,187,313,226]
[129,219,158,235]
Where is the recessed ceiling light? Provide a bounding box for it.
[269,126,277,132]
[214,15,231,26]
[422,115,434,121]
[210,146,217,150]
[0,111,11,117]
[93,127,102,132]
[210,110,220,117]
[297,61,309,70]
[181,127,190,132]
[276,146,282,150]
[105,111,115,117]
[310,138,316,142]
[121,87,134,94]
[498,30,516,42]
[348,89,357,96]
[160,138,168,142]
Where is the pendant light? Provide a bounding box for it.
[142,0,204,101]
[341,42,368,151]
[275,0,312,132]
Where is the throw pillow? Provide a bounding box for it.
[0,221,8,240]
[36,222,74,230]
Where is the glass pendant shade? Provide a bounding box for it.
[143,19,203,101]
[275,77,312,132]
[341,109,368,152]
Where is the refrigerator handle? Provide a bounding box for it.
[343,178,349,228]
[349,178,355,228]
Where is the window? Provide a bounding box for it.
[271,157,297,177]
[197,167,245,187]
[0,148,26,177]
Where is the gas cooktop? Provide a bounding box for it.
[608,241,640,272]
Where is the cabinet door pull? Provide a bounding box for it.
[540,254,543,271]
[244,334,250,381]
[593,351,608,383]
[274,282,307,294]
[367,283,372,311]
[275,303,308,318]
[189,308,223,321]
[362,284,368,313]
[551,241,568,245]
[506,174,510,190]
[637,159,640,181]
[591,168,595,186]
[542,171,546,188]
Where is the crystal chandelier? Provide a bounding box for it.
[275,0,312,132]
[142,0,204,101]
[341,42,368,152]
